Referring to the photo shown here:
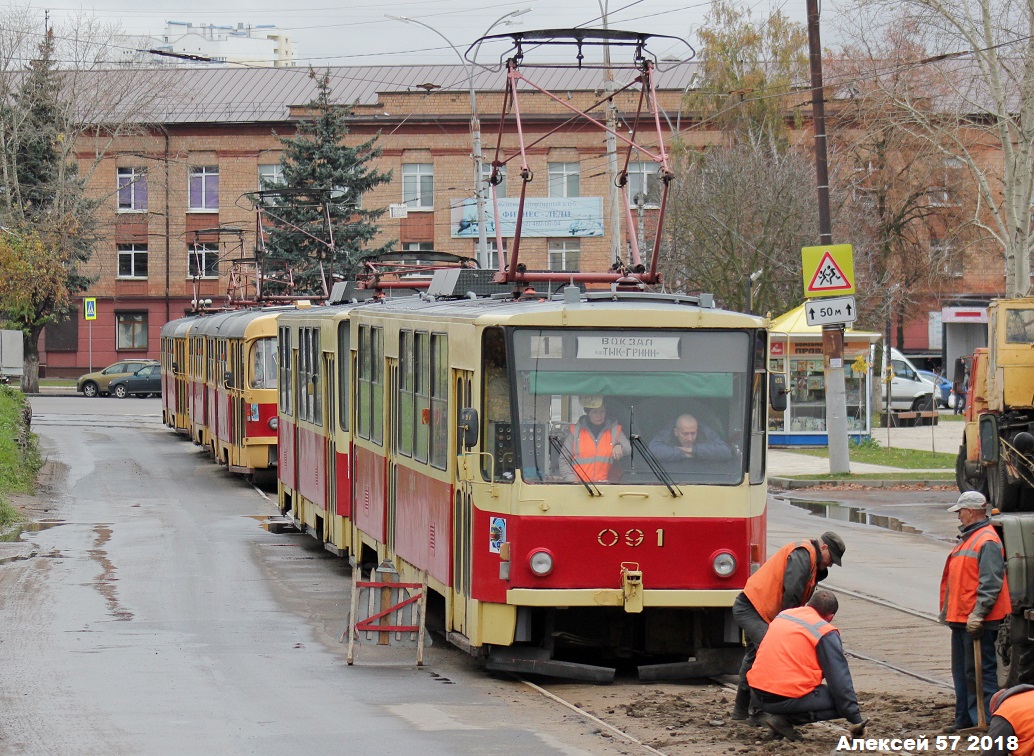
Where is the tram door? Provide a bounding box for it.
[385,358,398,553]
[324,352,336,520]
[451,369,474,636]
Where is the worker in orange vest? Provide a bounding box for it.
[940,490,1011,733]
[746,590,866,741]
[730,531,846,722]
[559,395,630,483]
[982,685,1034,755]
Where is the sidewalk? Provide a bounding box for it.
[768,414,961,481]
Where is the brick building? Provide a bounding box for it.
[42,63,1008,375]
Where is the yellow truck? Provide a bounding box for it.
[956,298,1034,685]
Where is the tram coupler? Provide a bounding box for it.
[621,562,643,613]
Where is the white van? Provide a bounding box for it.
[878,347,936,411]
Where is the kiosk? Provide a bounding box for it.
[768,304,879,446]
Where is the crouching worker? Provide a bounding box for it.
[746,589,866,742]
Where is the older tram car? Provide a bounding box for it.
[277,278,781,680]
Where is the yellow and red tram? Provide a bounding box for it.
[276,279,780,680]
[160,315,196,434]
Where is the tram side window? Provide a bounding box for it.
[337,322,349,431]
[310,328,322,426]
[398,330,414,457]
[357,325,383,444]
[430,334,448,470]
[750,330,766,484]
[481,327,513,482]
[298,327,311,422]
[278,327,292,416]
[414,332,430,463]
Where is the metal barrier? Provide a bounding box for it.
[344,560,427,666]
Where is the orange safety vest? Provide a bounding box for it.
[569,422,620,482]
[939,524,1011,623]
[742,540,819,623]
[995,690,1034,756]
[747,606,837,698]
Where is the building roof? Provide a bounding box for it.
[126,63,700,124]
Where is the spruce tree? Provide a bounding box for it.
[264,69,393,294]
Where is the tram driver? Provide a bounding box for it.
[648,413,733,468]
[558,395,631,483]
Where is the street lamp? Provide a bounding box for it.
[387,9,531,270]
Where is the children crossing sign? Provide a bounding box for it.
[802,244,855,298]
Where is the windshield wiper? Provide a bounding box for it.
[630,435,682,498]
[549,436,602,497]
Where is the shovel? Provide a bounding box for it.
[958,637,989,734]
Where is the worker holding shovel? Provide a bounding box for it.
[939,491,1012,733]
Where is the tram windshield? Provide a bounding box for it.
[499,328,752,485]
[249,337,278,390]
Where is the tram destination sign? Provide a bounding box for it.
[804,295,857,327]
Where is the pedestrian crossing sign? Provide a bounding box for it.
[84,298,97,320]
[802,244,855,297]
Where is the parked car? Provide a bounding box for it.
[107,364,162,398]
[76,359,158,397]
[877,348,936,411]
[916,369,951,408]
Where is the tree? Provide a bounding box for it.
[263,69,393,294]
[685,0,809,146]
[839,0,1034,296]
[0,27,96,392]
[660,137,819,314]
[828,16,981,344]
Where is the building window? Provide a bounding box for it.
[482,163,506,199]
[548,161,580,198]
[931,157,964,207]
[117,167,147,212]
[116,312,148,349]
[628,162,661,207]
[479,239,506,270]
[548,239,580,271]
[402,163,434,209]
[117,244,148,278]
[188,165,219,210]
[188,243,219,278]
[931,236,963,278]
[258,163,283,189]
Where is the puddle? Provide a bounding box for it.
[786,498,923,535]
[1,519,66,542]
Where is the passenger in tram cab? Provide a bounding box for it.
[648,413,733,466]
[558,395,630,483]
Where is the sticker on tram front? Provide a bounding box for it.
[489,517,506,553]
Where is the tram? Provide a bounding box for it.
[161,305,296,484]
[276,275,783,680]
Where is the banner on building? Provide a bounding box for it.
[450,197,604,238]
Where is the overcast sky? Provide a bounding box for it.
[39,0,814,68]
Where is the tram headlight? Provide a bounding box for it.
[268,417,279,430]
[711,550,737,578]
[528,549,554,577]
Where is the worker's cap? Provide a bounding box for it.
[581,395,604,409]
[947,490,987,512]
[820,531,846,566]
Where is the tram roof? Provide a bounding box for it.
[160,314,199,338]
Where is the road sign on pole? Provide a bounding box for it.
[83,298,97,320]
[802,244,855,297]
[804,295,857,327]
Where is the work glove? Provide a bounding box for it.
[848,720,867,738]
[966,612,984,638]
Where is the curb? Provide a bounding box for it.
[769,477,955,489]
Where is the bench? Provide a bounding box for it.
[891,410,939,427]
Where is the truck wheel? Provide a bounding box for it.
[989,458,1021,512]
[956,444,988,495]
[1001,615,1034,687]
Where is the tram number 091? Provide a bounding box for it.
[597,528,664,547]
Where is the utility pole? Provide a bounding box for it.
[599,0,622,265]
[806,0,850,474]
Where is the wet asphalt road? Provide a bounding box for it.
[0,396,617,755]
